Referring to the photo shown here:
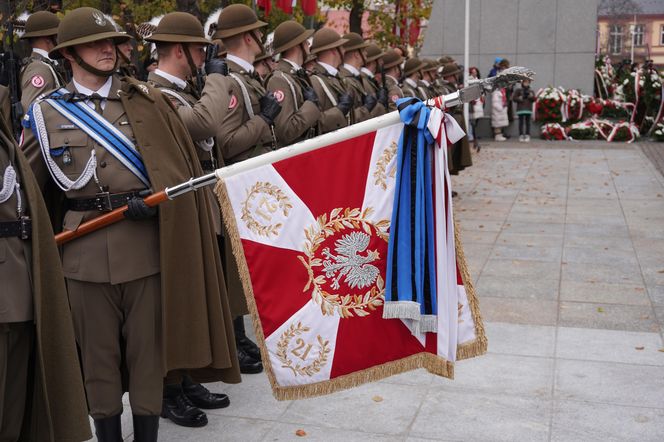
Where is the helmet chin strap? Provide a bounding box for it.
[248,30,265,56]
[69,46,117,78]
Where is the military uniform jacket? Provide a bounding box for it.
[24,76,160,284]
[148,70,226,234]
[339,65,373,123]
[20,51,64,112]
[309,63,348,133]
[402,78,427,100]
[417,80,434,100]
[0,136,32,323]
[384,74,404,112]
[218,59,273,164]
[360,70,387,116]
[266,59,321,146]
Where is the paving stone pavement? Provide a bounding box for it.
[103,140,664,441]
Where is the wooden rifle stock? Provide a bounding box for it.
[55,190,169,245]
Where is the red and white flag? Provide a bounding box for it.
[216,112,486,400]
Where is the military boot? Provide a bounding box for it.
[93,414,122,442]
[132,415,159,442]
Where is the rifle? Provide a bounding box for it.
[1,1,24,142]
[54,66,535,246]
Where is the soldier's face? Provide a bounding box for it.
[188,44,207,68]
[73,39,117,71]
[118,41,133,59]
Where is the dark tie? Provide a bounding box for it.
[90,93,103,114]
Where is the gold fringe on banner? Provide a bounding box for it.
[215,180,457,401]
[454,218,488,360]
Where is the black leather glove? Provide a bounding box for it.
[259,92,282,125]
[124,196,157,221]
[363,94,378,112]
[377,87,389,108]
[336,93,353,116]
[302,86,319,105]
[205,58,228,76]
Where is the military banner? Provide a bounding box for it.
[216,106,487,400]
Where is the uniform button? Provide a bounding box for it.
[100,161,107,168]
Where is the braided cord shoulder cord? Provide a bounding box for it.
[276,70,300,111]
[229,73,255,118]
[31,101,98,192]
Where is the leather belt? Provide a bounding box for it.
[0,217,32,239]
[68,191,143,212]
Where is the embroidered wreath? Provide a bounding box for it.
[276,321,331,377]
[241,181,293,237]
[540,122,567,141]
[298,207,389,318]
[373,141,397,190]
[568,121,599,140]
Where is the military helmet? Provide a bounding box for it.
[440,62,462,77]
[49,7,130,59]
[21,11,60,39]
[365,44,383,63]
[438,55,454,64]
[342,32,369,52]
[254,51,272,63]
[272,20,314,55]
[404,57,425,76]
[309,28,347,55]
[421,58,439,72]
[145,12,209,44]
[213,4,267,39]
[381,49,403,69]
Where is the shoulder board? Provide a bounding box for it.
[121,77,155,102]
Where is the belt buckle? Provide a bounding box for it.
[19,216,30,240]
[95,192,113,212]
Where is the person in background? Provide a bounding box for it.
[468,66,484,151]
[512,78,535,142]
[488,57,502,78]
[491,85,509,141]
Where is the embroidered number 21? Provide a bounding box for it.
[291,338,313,361]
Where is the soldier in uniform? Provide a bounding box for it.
[145,11,234,428]
[360,43,388,114]
[22,7,240,440]
[308,28,353,133]
[401,57,427,100]
[440,62,472,177]
[0,96,90,442]
[266,20,321,146]
[213,3,282,374]
[19,11,65,112]
[339,33,381,122]
[378,49,404,112]
[421,59,442,98]
[253,51,273,83]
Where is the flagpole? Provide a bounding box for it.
[463,0,470,130]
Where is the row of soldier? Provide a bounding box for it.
[0,4,472,442]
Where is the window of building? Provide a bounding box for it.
[633,24,644,46]
[610,24,623,54]
[661,25,664,45]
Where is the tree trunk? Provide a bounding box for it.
[349,0,364,35]
[176,0,202,20]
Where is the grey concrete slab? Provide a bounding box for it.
[490,243,562,262]
[480,297,558,326]
[457,218,505,232]
[484,322,557,357]
[158,415,274,442]
[280,382,427,435]
[432,353,554,399]
[556,327,664,365]
[648,285,664,306]
[517,0,556,53]
[559,302,658,332]
[555,359,664,408]
[482,259,560,280]
[496,232,564,248]
[561,261,643,285]
[563,234,633,252]
[551,400,664,442]
[263,423,403,441]
[562,246,640,267]
[378,368,434,387]
[457,229,500,245]
[410,390,551,442]
[476,275,559,300]
[209,373,291,421]
[559,281,651,306]
[501,221,565,236]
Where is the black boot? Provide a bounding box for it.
[182,375,230,409]
[161,383,208,427]
[94,414,122,442]
[234,316,261,361]
[132,415,159,442]
[238,346,263,374]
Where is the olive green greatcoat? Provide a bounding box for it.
[0,111,91,442]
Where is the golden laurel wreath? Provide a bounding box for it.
[241,181,293,237]
[298,207,390,318]
[373,141,397,190]
[276,321,331,377]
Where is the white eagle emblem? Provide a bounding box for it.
[92,11,107,26]
[322,232,380,290]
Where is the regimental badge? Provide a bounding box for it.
[273,90,285,103]
[228,95,238,109]
[373,141,397,190]
[241,181,293,237]
[276,321,331,377]
[30,75,45,88]
[298,207,390,318]
[92,11,107,26]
